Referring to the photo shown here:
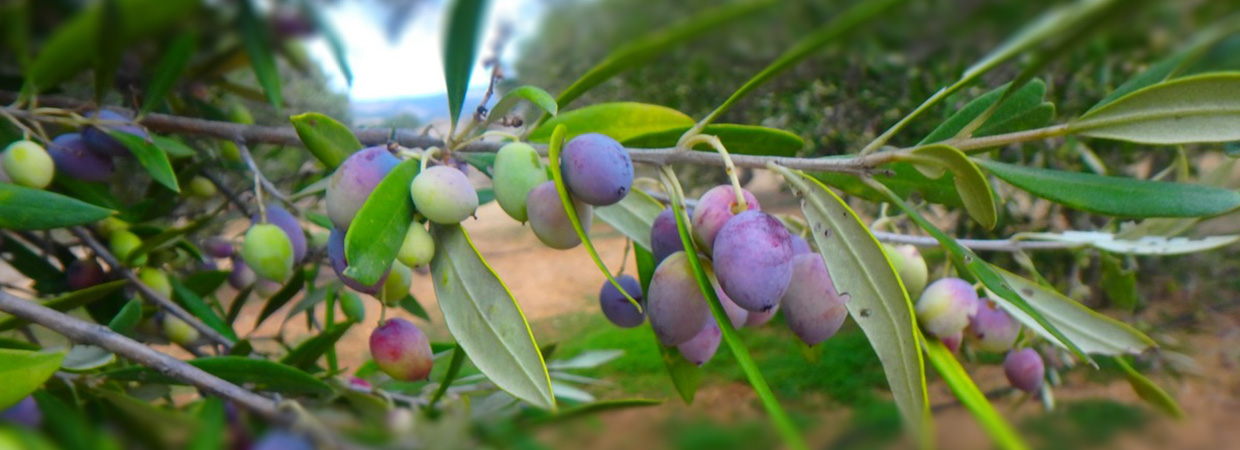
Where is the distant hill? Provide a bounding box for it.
[350,89,490,127]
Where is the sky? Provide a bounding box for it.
[304,0,546,101]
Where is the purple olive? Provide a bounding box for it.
[647,252,710,346]
[82,109,147,156]
[781,254,850,346]
[526,181,592,250]
[598,275,645,328]
[228,257,256,290]
[326,146,400,230]
[915,277,979,339]
[66,259,105,290]
[650,207,689,265]
[968,299,1021,352]
[1004,348,1045,394]
[559,133,633,206]
[677,320,721,366]
[252,430,313,450]
[744,303,779,327]
[203,237,234,259]
[252,204,306,263]
[0,396,41,428]
[789,234,812,256]
[370,318,434,381]
[328,228,389,295]
[47,133,114,181]
[691,185,760,255]
[712,211,794,312]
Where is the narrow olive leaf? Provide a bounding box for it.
[528,102,693,143]
[546,125,641,311]
[660,167,807,450]
[281,321,354,369]
[907,145,996,229]
[139,32,195,115]
[0,349,66,409]
[127,203,226,264]
[290,112,362,169]
[923,339,1029,450]
[1070,73,1240,145]
[1021,231,1240,255]
[634,242,701,403]
[344,160,419,285]
[305,4,352,86]
[0,280,127,332]
[595,189,664,251]
[442,0,490,127]
[188,397,226,450]
[109,131,179,192]
[225,285,254,326]
[429,224,555,409]
[699,0,904,128]
[107,298,144,336]
[427,345,468,409]
[774,166,929,437]
[25,0,196,92]
[866,179,1093,363]
[815,161,961,208]
[150,136,196,159]
[551,0,774,116]
[1100,253,1139,313]
[169,278,238,341]
[281,287,328,325]
[399,294,431,322]
[0,184,114,230]
[979,160,1240,218]
[238,0,282,109]
[61,345,115,372]
[183,271,230,298]
[920,80,1048,144]
[105,356,332,395]
[976,103,1055,137]
[254,269,307,327]
[486,86,557,126]
[622,124,805,157]
[1113,356,1185,419]
[525,398,662,426]
[33,391,95,450]
[988,266,1156,356]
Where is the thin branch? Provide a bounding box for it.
[0,290,282,420]
[236,140,296,210]
[70,227,235,349]
[201,170,254,217]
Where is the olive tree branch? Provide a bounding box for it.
[69,227,235,349]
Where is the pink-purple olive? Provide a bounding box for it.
[252,204,306,263]
[598,274,645,328]
[691,185,760,255]
[677,320,721,366]
[228,257,256,289]
[203,237,234,259]
[789,234,812,256]
[915,277,979,339]
[744,303,779,327]
[369,317,434,381]
[66,259,105,290]
[650,207,688,265]
[647,252,710,346]
[1004,348,1045,394]
[327,228,388,295]
[0,396,41,428]
[82,109,147,156]
[526,181,592,250]
[559,133,633,206]
[326,146,400,230]
[410,165,478,224]
[968,299,1021,352]
[781,254,850,346]
[711,280,748,329]
[47,133,114,181]
[712,211,794,312]
[252,430,313,450]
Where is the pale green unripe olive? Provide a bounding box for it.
[110,230,147,266]
[382,263,414,306]
[241,224,294,282]
[163,315,199,346]
[883,243,929,297]
[397,223,435,267]
[187,176,217,198]
[410,166,478,224]
[492,142,548,222]
[2,140,54,189]
[138,268,173,299]
[340,291,365,322]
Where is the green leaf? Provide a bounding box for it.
[546,124,641,312]
[486,85,557,125]
[170,278,237,341]
[281,321,354,369]
[595,190,664,251]
[399,294,431,322]
[282,287,328,324]
[1100,253,1139,313]
[238,0,282,109]
[105,356,332,395]
[107,298,143,336]
[525,398,662,426]
[1113,357,1184,419]
[920,80,1048,144]
[977,103,1055,137]
[698,0,903,128]
[305,4,352,86]
[429,224,554,409]
[622,124,804,157]
[126,204,225,264]
[865,179,1093,363]
[61,345,115,372]
[109,131,179,192]
[0,184,114,230]
[633,242,701,403]
[659,167,807,450]
[183,270,230,298]
[344,160,419,285]
[979,159,1240,218]
[442,0,490,127]
[0,349,65,409]
[0,280,127,331]
[924,339,1028,450]
[1021,231,1240,255]
[550,0,775,113]
[990,266,1155,356]
[774,167,929,438]
[33,390,95,450]
[427,345,468,409]
[289,112,361,169]
[139,32,195,115]
[907,145,996,229]
[188,397,226,450]
[25,0,197,92]
[528,102,693,143]
[1071,73,1240,145]
[254,269,307,327]
[151,135,197,159]
[814,160,961,208]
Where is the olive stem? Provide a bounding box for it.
[681,134,748,212]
